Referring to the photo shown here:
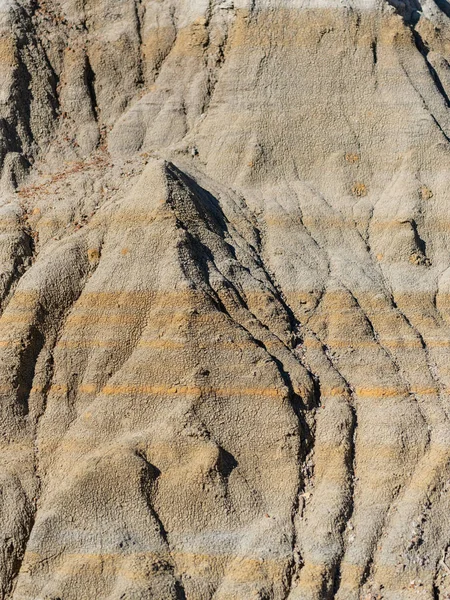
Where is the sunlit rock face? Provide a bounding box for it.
[1,1,450,599]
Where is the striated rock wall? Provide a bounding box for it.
[2,0,450,598]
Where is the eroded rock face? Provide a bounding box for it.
[1,0,450,598]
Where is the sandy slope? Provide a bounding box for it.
[1,0,450,598]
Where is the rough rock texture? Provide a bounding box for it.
[2,0,450,598]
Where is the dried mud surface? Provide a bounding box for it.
[2,0,450,598]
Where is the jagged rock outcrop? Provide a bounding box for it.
[2,0,450,599]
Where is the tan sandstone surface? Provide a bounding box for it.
[1,0,450,598]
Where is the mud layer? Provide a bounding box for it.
[1,1,450,599]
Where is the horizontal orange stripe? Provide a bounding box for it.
[21,547,285,582]
[0,383,434,400]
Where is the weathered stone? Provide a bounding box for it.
[1,1,450,599]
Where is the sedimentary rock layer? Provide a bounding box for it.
[1,0,450,598]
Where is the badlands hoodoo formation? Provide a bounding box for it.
[2,0,450,598]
